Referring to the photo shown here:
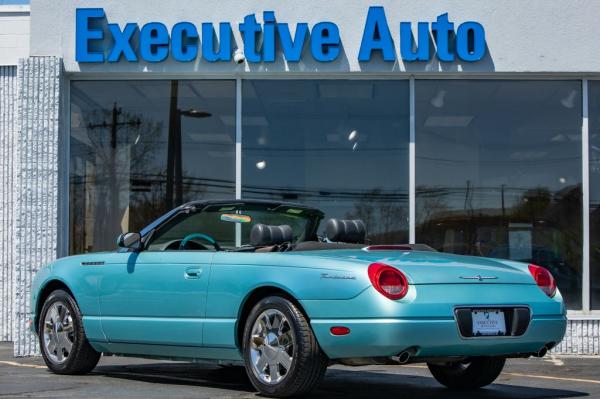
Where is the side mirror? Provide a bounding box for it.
[117,232,142,250]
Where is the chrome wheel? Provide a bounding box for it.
[249,309,294,385]
[42,301,74,364]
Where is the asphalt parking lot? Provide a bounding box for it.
[1,343,599,398]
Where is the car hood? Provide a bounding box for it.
[290,249,535,285]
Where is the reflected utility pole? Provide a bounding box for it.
[166,80,212,209]
[86,103,141,237]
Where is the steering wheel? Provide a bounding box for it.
[179,233,221,251]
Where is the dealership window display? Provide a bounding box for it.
[415,80,583,308]
[241,80,410,243]
[69,80,236,254]
[67,78,589,310]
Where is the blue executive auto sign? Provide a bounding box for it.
[76,6,486,64]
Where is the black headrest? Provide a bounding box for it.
[325,219,366,244]
[250,224,293,247]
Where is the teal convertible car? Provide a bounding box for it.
[31,200,567,397]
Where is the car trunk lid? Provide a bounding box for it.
[300,249,534,285]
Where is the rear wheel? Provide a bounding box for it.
[427,357,505,389]
[242,296,328,397]
[38,289,101,374]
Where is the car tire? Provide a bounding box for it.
[242,296,328,397]
[38,289,101,374]
[427,357,506,389]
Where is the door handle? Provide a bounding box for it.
[184,267,202,279]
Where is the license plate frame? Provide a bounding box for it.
[471,308,507,337]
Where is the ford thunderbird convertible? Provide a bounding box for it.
[31,199,567,397]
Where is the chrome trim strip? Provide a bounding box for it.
[80,261,105,266]
[459,275,498,281]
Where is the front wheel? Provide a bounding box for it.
[38,289,101,374]
[427,357,505,390]
[242,296,328,397]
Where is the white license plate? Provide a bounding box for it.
[472,309,506,336]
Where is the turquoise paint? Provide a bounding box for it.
[81,316,106,342]
[98,251,213,346]
[31,248,566,362]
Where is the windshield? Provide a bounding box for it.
[145,203,322,251]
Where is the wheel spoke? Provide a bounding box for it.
[271,314,281,331]
[48,306,59,323]
[263,314,273,330]
[278,320,286,335]
[46,339,57,353]
[269,362,279,381]
[55,347,64,362]
[276,350,292,370]
[255,353,268,372]
[58,334,73,353]
[279,331,293,349]
[58,305,67,323]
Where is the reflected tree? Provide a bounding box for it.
[346,189,408,243]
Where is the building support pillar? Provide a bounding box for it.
[0,65,18,343]
[13,56,63,356]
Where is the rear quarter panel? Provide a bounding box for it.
[203,252,372,347]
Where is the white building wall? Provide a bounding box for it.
[0,5,30,66]
[0,3,29,346]
[29,0,600,74]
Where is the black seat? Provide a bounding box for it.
[325,218,366,244]
[250,224,293,247]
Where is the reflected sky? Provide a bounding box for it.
[242,80,410,242]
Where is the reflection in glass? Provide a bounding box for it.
[242,80,410,243]
[70,80,235,254]
[589,81,600,309]
[416,80,582,308]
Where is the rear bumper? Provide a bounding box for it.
[311,315,566,359]
[303,283,567,359]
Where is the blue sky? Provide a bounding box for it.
[0,0,29,4]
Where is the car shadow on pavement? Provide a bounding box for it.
[92,363,588,399]
[93,363,256,392]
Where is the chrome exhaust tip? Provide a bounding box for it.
[534,346,548,358]
[397,351,411,364]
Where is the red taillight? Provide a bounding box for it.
[368,262,409,300]
[528,264,557,298]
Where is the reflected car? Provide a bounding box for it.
[31,200,567,398]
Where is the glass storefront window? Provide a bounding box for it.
[589,81,600,309]
[242,80,410,243]
[70,80,236,254]
[416,80,583,308]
